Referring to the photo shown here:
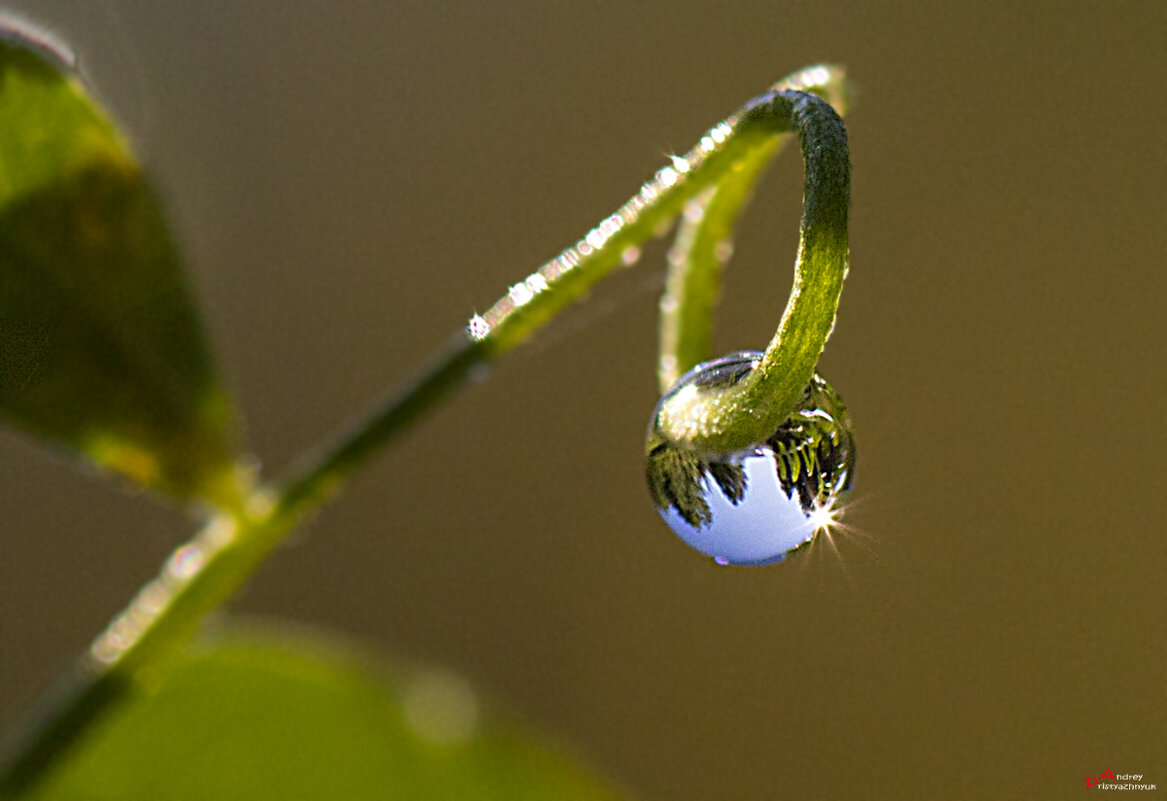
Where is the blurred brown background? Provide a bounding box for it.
[2,1,1165,798]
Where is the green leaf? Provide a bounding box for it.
[0,29,241,508]
[27,626,631,801]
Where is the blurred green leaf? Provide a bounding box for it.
[28,626,631,801]
[0,32,241,508]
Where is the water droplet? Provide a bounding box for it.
[467,314,490,340]
[646,351,855,566]
[657,165,680,188]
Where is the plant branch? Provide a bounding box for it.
[655,88,851,453]
[658,66,850,393]
[0,65,851,797]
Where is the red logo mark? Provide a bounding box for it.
[1085,768,1117,788]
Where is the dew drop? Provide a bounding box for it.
[467,314,490,341]
[646,351,855,566]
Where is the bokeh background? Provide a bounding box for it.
[2,2,1165,798]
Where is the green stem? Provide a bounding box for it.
[655,89,851,454]
[657,143,779,392]
[658,66,850,393]
[0,65,851,797]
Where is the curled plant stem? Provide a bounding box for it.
[658,66,850,393]
[264,66,850,516]
[0,65,851,796]
[654,89,851,454]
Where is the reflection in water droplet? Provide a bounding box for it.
[168,543,206,580]
[646,352,855,566]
